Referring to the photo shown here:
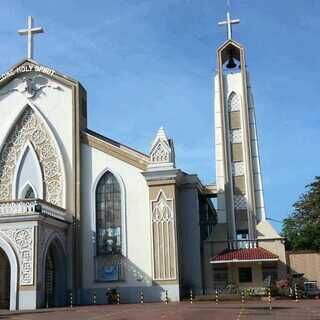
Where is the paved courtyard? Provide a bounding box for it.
[1,300,319,320]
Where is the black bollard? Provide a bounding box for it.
[69,291,73,308]
[268,288,272,311]
[295,284,299,302]
[46,289,49,309]
[241,290,245,304]
[165,290,168,304]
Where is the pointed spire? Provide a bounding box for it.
[151,126,168,149]
[157,126,168,140]
[149,126,175,170]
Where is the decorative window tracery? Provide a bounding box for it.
[151,191,176,280]
[0,227,34,285]
[234,195,247,209]
[228,92,248,212]
[151,142,170,164]
[230,129,242,144]
[232,162,245,176]
[228,92,241,112]
[0,106,63,206]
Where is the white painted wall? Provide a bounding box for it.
[0,72,73,210]
[80,143,152,289]
[214,75,227,224]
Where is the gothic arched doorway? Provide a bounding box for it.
[44,239,66,307]
[0,248,10,309]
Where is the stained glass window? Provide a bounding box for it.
[96,171,121,256]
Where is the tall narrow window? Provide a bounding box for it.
[96,171,121,256]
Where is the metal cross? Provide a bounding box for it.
[18,16,44,59]
[218,11,240,40]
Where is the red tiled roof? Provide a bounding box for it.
[210,247,279,264]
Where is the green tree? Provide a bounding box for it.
[282,176,320,250]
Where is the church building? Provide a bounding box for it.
[0,13,285,310]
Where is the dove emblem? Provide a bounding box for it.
[0,75,62,99]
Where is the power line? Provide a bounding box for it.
[266,217,283,224]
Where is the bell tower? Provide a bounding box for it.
[214,12,266,242]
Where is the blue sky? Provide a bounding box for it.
[0,0,319,231]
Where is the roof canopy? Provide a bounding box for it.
[210,247,279,264]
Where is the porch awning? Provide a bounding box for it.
[210,247,279,264]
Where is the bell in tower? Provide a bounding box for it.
[226,51,237,69]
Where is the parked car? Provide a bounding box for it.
[304,281,320,298]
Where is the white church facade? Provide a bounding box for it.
[0,14,286,311]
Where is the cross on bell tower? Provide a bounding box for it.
[214,8,268,243]
[218,11,240,40]
[18,16,44,60]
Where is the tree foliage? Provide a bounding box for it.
[282,176,320,250]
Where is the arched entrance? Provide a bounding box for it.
[0,248,10,309]
[44,238,67,307]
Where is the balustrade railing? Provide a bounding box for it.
[228,240,257,250]
[0,199,71,222]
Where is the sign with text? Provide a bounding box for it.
[0,64,55,81]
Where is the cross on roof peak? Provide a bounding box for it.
[218,11,240,40]
[18,16,44,60]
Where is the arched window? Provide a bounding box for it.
[20,183,36,200]
[24,186,35,199]
[96,171,121,256]
[228,91,241,112]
